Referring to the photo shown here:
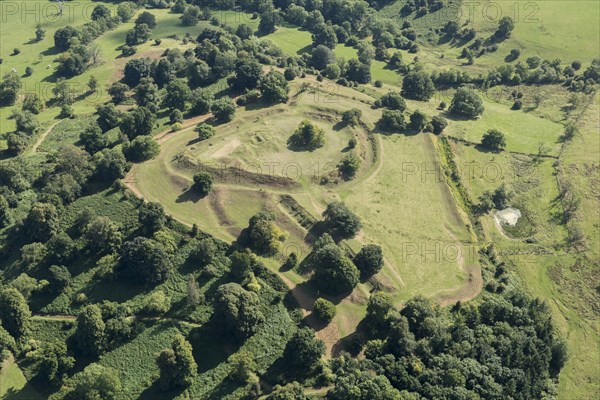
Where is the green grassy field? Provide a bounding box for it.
[263,26,402,85]
[448,91,600,399]
[263,26,313,55]
[0,356,36,399]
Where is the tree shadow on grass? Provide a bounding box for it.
[40,46,61,57]
[439,110,476,122]
[4,382,47,400]
[83,278,148,304]
[473,143,504,154]
[244,100,275,111]
[175,187,206,203]
[138,380,187,400]
[186,136,204,146]
[332,121,346,132]
[504,53,519,63]
[304,221,328,246]
[331,318,368,357]
[201,378,241,400]
[40,70,61,83]
[187,319,241,374]
[296,44,313,55]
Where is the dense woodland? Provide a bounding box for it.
[0,0,596,398]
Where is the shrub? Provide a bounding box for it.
[377,110,406,132]
[354,244,384,277]
[119,237,172,284]
[124,136,159,162]
[196,123,215,140]
[342,109,362,126]
[60,104,74,119]
[449,88,484,118]
[246,211,286,255]
[409,110,429,131]
[562,122,579,140]
[170,109,183,124]
[313,298,336,322]
[430,115,448,134]
[313,243,359,294]
[339,152,361,179]
[49,265,72,292]
[121,45,137,56]
[22,93,44,114]
[236,90,260,106]
[374,91,406,111]
[189,89,213,115]
[324,64,341,79]
[213,283,265,340]
[156,334,198,391]
[260,71,289,103]
[289,120,325,150]
[193,172,213,196]
[481,129,506,150]
[284,67,298,81]
[144,291,171,315]
[322,201,361,238]
[401,70,435,101]
[211,97,236,122]
[283,327,325,372]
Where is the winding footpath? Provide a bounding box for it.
[28,120,61,154]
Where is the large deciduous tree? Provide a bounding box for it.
[118,237,172,284]
[213,283,265,341]
[322,201,361,238]
[0,288,31,338]
[401,69,435,101]
[156,334,198,391]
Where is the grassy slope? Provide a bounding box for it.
[552,92,600,399]
[378,0,599,76]
[459,0,600,65]
[263,26,402,85]
[342,133,476,301]
[449,91,600,399]
[0,4,256,139]
[0,356,43,400]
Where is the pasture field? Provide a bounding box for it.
[448,91,600,400]
[377,0,600,76]
[457,0,600,65]
[263,26,312,55]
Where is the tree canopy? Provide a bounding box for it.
[289,120,325,150]
[449,88,484,119]
[322,201,362,238]
[213,283,265,340]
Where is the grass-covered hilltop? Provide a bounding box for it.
[0,0,598,399]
